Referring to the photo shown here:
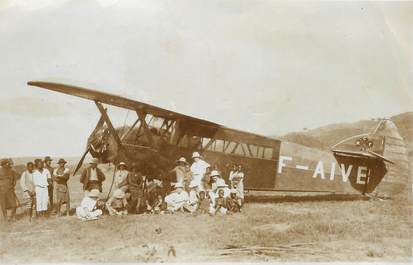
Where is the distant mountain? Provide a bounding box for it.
[278,112,413,154]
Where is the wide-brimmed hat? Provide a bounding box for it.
[216,179,228,188]
[117,162,127,168]
[88,189,100,198]
[192,152,201,159]
[176,157,188,164]
[89,158,99,164]
[57,158,67,164]
[230,188,238,194]
[113,189,125,199]
[43,156,53,162]
[210,170,220,177]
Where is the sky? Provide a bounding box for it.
[0,0,412,158]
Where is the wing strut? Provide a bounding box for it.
[135,110,154,147]
[94,101,126,159]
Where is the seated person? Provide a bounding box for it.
[106,189,128,216]
[76,189,103,220]
[164,183,190,213]
[151,194,167,214]
[226,189,242,213]
[196,189,211,214]
[209,179,230,204]
[210,189,228,215]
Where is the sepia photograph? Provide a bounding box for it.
[0,0,412,263]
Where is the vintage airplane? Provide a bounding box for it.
[27,81,410,197]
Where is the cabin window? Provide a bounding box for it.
[214,139,225,152]
[263,147,273,160]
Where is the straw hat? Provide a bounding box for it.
[230,188,238,194]
[192,152,201,158]
[113,189,125,199]
[88,189,100,198]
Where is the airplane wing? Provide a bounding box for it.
[27,81,219,128]
[332,149,394,164]
[27,81,279,147]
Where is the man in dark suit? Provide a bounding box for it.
[80,158,106,192]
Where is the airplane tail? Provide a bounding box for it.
[370,120,410,196]
[331,119,409,196]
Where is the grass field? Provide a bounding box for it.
[0,196,411,262]
[0,162,412,263]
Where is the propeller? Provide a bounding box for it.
[72,111,106,176]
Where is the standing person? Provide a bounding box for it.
[114,162,129,192]
[20,162,36,218]
[170,157,192,187]
[229,164,237,186]
[190,152,210,189]
[128,165,144,214]
[230,165,245,202]
[80,158,106,193]
[0,159,18,221]
[53,159,70,216]
[43,156,54,211]
[186,181,199,213]
[32,159,50,217]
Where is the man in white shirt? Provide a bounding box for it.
[164,183,190,213]
[32,159,50,216]
[190,152,210,188]
[20,162,35,217]
[76,189,103,221]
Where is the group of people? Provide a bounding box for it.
[0,151,245,222]
[0,156,70,221]
[76,151,245,221]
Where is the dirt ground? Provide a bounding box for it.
[0,163,411,263]
[0,197,411,262]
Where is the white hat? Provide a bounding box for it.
[88,189,100,198]
[189,181,198,189]
[230,188,238,194]
[216,179,228,187]
[210,170,220,177]
[118,161,127,167]
[176,157,188,164]
[174,182,184,188]
[192,152,201,158]
[113,189,125,199]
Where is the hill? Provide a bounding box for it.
[278,112,413,154]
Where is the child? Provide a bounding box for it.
[152,194,167,214]
[226,189,242,213]
[211,189,228,215]
[196,190,211,214]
